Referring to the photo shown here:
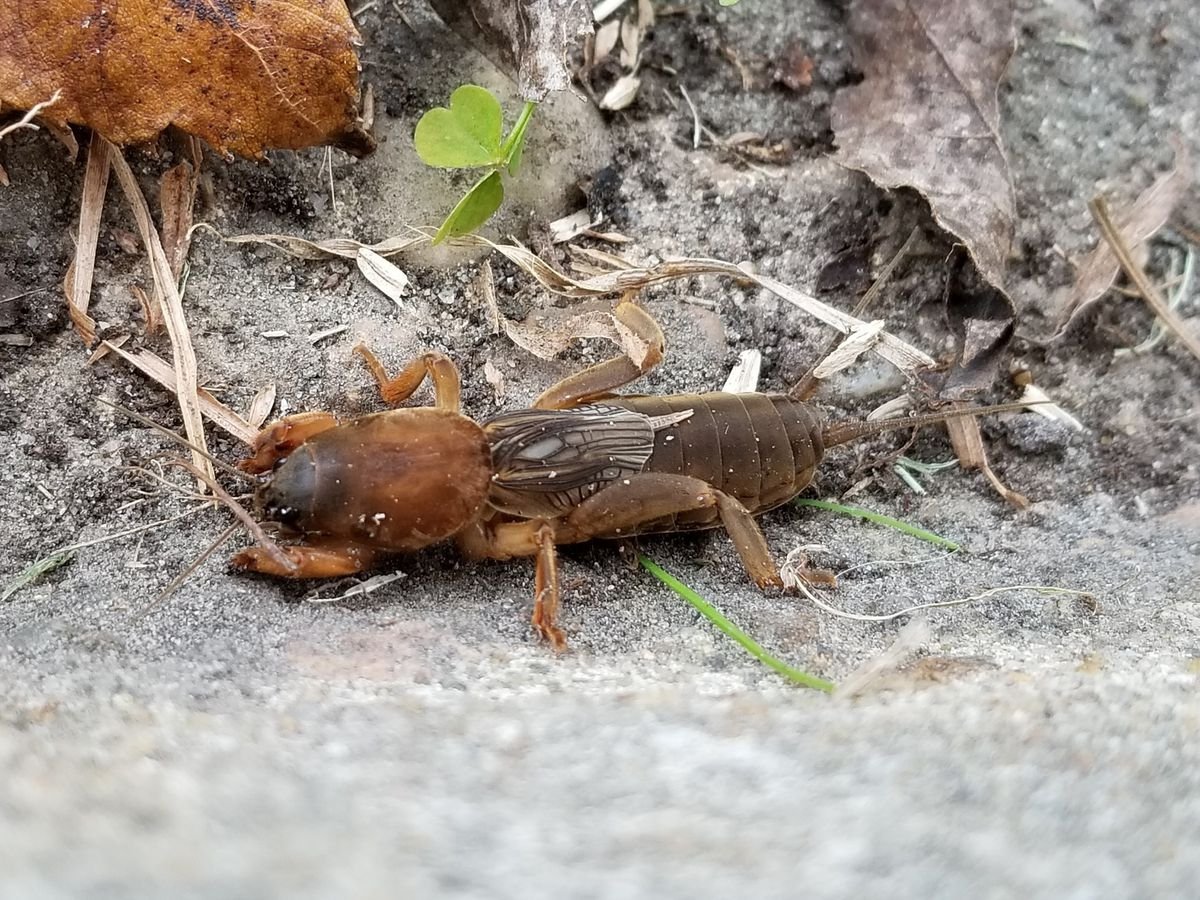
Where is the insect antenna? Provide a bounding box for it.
[822,400,1044,448]
[134,521,240,619]
[162,458,298,575]
[97,398,257,484]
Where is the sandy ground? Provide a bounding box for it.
[1,0,1198,897]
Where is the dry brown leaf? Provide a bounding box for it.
[0,0,373,158]
[429,0,592,100]
[1055,143,1193,336]
[941,251,1015,399]
[832,0,1016,290]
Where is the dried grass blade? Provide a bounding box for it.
[102,341,256,445]
[455,236,937,380]
[1090,195,1200,362]
[194,224,427,260]
[107,141,212,483]
[63,132,111,345]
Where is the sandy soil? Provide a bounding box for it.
[1,1,1197,896]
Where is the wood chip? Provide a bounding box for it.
[600,74,641,111]
[722,349,762,393]
[309,324,348,345]
[549,209,600,244]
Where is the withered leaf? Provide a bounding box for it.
[429,0,593,101]
[0,0,373,158]
[941,250,1015,399]
[832,0,1016,290]
[1055,143,1193,336]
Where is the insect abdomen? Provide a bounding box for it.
[608,392,826,533]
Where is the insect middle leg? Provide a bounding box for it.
[459,473,784,647]
[354,345,462,411]
[534,297,665,409]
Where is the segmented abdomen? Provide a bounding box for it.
[608,392,826,532]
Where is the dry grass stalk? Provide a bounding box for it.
[101,341,257,445]
[63,132,111,346]
[1090,195,1200,363]
[106,140,213,484]
[454,234,938,379]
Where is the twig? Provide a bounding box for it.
[1090,195,1200,362]
[0,90,62,142]
[678,84,702,150]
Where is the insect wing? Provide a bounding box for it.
[483,404,657,517]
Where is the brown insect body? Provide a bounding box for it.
[610,392,827,532]
[260,408,493,551]
[224,301,1032,647]
[484,393,827,536]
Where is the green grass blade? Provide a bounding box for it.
[2,552,73,602]
[639,555,835,692]
[794,498,960,551]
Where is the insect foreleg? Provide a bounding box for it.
[354,345,462,412]
[232,537,379,578]
[240,411,339,474]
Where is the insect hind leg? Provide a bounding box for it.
[533,297,664,409]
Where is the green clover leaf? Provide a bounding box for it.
[414,85,504,169]
[432,170,505,245]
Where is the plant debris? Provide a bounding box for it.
[832,0,1017,290]
[429,0,593,101]
[1056,143,1193,336]
[0,0,373,157]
